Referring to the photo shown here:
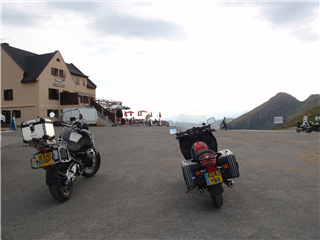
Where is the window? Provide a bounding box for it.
[83,79,86,86]
[49,88,59,100]
[2,110,10,124]
[12,110,21,119]
[59,70,66,78]
[76,78,80,85]
[83,96,89,104]
[51,68,58,76]
[4,89,13,100]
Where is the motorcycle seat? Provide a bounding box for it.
[192,149,215,162]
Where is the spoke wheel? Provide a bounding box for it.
[48,164,73,202]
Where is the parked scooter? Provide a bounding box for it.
[21,108,101,202]
[170,111,240,208]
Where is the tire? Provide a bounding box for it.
[296,128,300,133]
[211,193,223,208]
[48,164,73,202]
[82,148,101,178]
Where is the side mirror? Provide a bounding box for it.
[207,117,216,124]
[169,128,177,135]
[49,112,55,118]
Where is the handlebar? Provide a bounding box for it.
[175,124,215,139]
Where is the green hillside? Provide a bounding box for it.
[279,105,320,129]
[228,93,320,130]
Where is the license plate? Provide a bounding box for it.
[37,152,53,167]
[205,170,223,186]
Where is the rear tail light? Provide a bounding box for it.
[37,146,48,153]
[206,164,217,172]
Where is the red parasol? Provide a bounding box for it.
[126,111,134,116]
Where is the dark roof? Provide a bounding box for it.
[87,78,97,89]
[22,52,56,83]
[66,63,88,77]
[1,43,38,72]
[1,43,56,83]
[66,63,96,89]
[1,43,97,89]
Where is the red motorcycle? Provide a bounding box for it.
[170,111,240,208]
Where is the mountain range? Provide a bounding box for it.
[228,92,320,130]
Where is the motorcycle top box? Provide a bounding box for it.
[21,117,55,143]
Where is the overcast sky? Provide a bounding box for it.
[1,0,319,119]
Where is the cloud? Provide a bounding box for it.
[217,2,319,42]
[46,2,102,13]
[258,2,319,42]
[2,3,46,27]
[93,13,186,41]
[259,2,318,25]
[47,2,187,41]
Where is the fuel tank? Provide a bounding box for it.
[61,128,93,152]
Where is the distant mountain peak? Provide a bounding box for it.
[228,92,319,130]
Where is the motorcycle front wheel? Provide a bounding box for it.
[82,148,101,178]
[48,164,73,202]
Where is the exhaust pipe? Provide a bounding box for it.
[225,180,234,188]
[197,188,204,195]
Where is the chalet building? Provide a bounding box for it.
[0,43,107,125]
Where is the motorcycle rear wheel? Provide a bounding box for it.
[48,164,73,202]
[82,148,101,178]
[211,193,223,208]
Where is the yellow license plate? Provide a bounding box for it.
[205,170,223,186]
[38,152,53,167]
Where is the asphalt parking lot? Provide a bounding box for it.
[1,126,319,239]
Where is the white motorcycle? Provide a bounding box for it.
[21,109,101,202]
